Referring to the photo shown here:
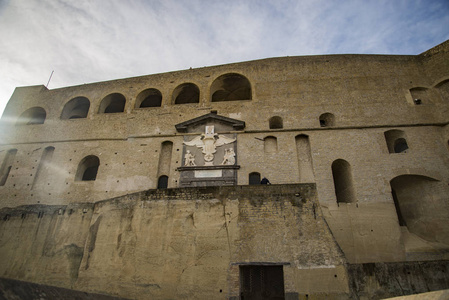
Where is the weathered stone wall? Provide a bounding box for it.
[0,277,128,300]
[0,185,352,299]
[347,261,449,300]
[0,41,449,298]
[1,186,448,299]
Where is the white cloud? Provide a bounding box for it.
[0,0,448,116]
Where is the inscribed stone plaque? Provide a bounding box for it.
[194,170,222,178]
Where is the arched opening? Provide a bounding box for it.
[98,93,126,113]
[264,136,277,153]
[17,107,46,125]
[249,172,261,185]
[0,149,17,186]
[384,130,409,153]
[269,116,283,129]
[390,175,449,244]
[157,175,168,189]
[135,88,162,108]
[332,159,356,204]
[61,97,90,119]
[173,83,199,104]
[210,73,251,102]
[409,87,427,105]
[319,113,334,127]
[75,155,100,181]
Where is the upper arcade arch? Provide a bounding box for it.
[61,97,90,119]
[173,83,200,104]
[17,107,46,125]
[210,73,251,102]
[135,88,162,108]
[98,93,126,113]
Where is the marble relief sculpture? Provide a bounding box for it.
[184,150,196,166]
[183,126,235,166]
[221,148,235,165]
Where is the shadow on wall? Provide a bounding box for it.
[390,175,449,245]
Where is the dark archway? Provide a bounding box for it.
[173,83,199,104]
[211,73,251,102]
[249,172,261,185]
[75,155,100,181]
[384,130,409,153]
[332,159,356,203]
[319,113,335,127]
[98,93,126,113]
[157,175,168,189]
[61,97,90,119]
[135,88,162,108]
[269,116,283,129]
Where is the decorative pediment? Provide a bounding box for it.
[176,111,243,187]
[175,111,245,133]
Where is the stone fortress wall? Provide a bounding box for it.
[0,40,449,299]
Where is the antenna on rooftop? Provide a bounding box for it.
[46,70,54,88]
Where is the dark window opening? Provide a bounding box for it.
[136,88,162,108]
[394,138,409,153]
[385,130,409,154]
[99,93,126,113]
[157,175,168,189]
[173,83,200,104]
[269,116,283,129]
[211,73,251,102]
[332,159,356,204]
[82,166,99,181]
[240,265,285,300]
[410,87,428,105]
[249,172,261,185]
[319,113,334,127]
[61,97,90,119]
[104,102,125,113]
[75,155,100,181]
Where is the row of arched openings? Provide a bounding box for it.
[16,73,252,124]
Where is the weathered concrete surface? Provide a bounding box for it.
[0,185,350,299]
[0,277,129,300]
[383,289,449,300]
[347,261,449,300]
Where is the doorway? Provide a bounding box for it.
[239,265,285,299]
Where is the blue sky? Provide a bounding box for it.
[0,0,448,116]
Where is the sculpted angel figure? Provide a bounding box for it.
[184,150,196,166]
[221,148,235,165]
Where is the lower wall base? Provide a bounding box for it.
[347,261,449,300]
[0,277,128,300]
